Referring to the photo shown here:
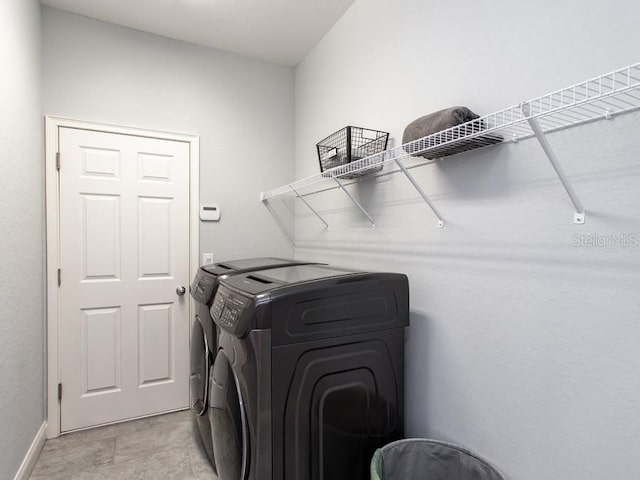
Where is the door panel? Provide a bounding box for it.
[82,194,120,279]
[138,197,173,277]
[82,306,121,394]
[81,146,120,178]
[138,303,173,385]
[272,334,403,480]
[209,350,247,480]
[59,127,190,432]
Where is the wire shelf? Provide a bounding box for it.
[262,63,640,203]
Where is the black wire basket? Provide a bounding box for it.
[316,126,389,179]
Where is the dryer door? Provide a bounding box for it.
[190,314,211,416]
[273,334,403,480]
[209,350,249,480]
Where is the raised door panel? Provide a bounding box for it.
[81,307,122,395]
[82,194,121,281]
[138,197,173,279]
[138,303,173,386]
[138,152,172,182]
[81,147,120,179]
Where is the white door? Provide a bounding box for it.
[58,127,191,432]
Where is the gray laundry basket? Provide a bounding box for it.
[371,438,507,480]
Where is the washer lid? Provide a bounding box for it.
[201,257,296,275]
[222,265,361,295]
[257,265,359,284]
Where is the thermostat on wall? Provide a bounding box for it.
[200,204,221,221]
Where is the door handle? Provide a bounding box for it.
[176,286,186,296]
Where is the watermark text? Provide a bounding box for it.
[572,233,639,248]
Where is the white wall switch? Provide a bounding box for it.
[202,253,214,265]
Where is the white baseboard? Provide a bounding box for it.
[13,421,47,480]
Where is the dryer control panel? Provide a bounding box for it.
[211,286,252,336]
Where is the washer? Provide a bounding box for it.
[208,264,409,480]
[190,258,317,468]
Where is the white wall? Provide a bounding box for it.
[42,7,295,261]
[294,1,640,478]
[0,0,44,478]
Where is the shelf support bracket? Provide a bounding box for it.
[289,186,329,229]
[333,177,375,227]
[393,157,444,228]
[522,103,586,224]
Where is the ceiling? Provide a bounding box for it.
[40,0,355,66]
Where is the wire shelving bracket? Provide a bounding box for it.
[334,177,376,227]
[290,185,329,229]
[521,102,586,224]
[261,63,640,228]
[393,156,444,228]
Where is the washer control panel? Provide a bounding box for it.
[211,285,252,336]
[190,268,218,304]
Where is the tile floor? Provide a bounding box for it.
[30,410,217,479]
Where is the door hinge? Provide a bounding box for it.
[58,383,62,401]
[57,268,61,287]
[56,152,60,170]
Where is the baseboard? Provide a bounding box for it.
[13,421,47,480]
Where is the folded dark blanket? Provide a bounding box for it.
[402,106,502,159]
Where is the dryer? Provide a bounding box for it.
[208,264,409,480]
[189,257,317,468]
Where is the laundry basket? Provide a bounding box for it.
[371,438,507,480]
[316,126,388,179]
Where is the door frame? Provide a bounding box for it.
[44,116,200,438]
